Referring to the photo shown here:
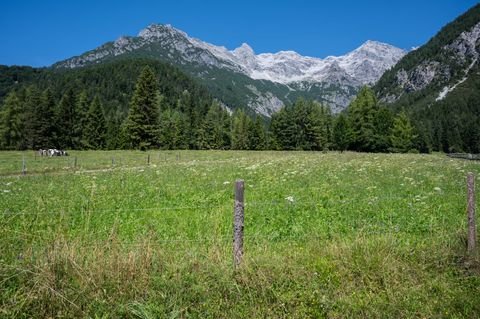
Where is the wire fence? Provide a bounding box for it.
[0,152,477,269]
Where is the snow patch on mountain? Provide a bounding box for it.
[57,23,406,87]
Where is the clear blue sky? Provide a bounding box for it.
[0,0,478,67]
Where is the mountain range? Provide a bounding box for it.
[54,24,406,115]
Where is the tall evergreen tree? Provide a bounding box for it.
[198,102,231,149]
[123,66,160,150]
[390,110,416,153]
[248,117,266,150]
[333,113,351,152]
[347,87,381,152]
[34,88,57,148]
[56,88,77,149]
[159,109,188,149]
[374,107,394,152]
[0,92,24,149]
[270,106,296,150]
[231,110,251,150]
[22,86,42,149]
[75,91,90,149]
[83,96,107,149]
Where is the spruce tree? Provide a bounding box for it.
[347,87,380,152]
[75,91,90,149]
[56,88,77,149]
[0,92,24,150]
[123,66,160,150]
[199,102,231,149]
[35,88,57,149]
[270,106,296,150]
[333,113,351,152]
[231,110,250,150]
[390,110,416,153]
[248,117,266,150]
[84,96,107,149]
[22,86,42,149]
[159,109,188,149]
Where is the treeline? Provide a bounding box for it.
[0,64,421,153]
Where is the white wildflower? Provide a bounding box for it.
[3,190,10,193]
[285,196,294,203]
[223,181,230,185]
[434,187,441,192]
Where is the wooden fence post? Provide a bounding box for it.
[467,172,477,254]
[74,156,77,169]
[112,157,115,166]
[147,154,150,165]
[233,179,245,269]
[22,155,26,175]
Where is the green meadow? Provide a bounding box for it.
[1,151,479,318]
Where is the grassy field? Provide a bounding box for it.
[0,150,479,318]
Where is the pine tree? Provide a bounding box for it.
[83,96,107,149]
[56,88,77,149]
[0,92,24,149]
[333,113,351,152]
[347,87,380,152]
[123,66,160,150]
[22,86,42,149]
[199,102,231,149]
[75,91,90,149]
[248,117,266,150]
[34,88,57,149]
[270,106,295,150]
[231,110,251,150]
[159,109,188,149]
[390,110,416,153]
[374,107,394,152]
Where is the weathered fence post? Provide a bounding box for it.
[22,155,26,175]
[233,179,245,269]
[147,154,150,165]
[112,157,115,166]
[74,156,77,169]
[467,172,477,254]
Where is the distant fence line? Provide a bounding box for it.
[447,153,480,160]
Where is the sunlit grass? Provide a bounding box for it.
[1,151,479,318]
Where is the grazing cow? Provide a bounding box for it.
[45,148,68,157]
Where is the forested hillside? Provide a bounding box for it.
[374,4,480,153]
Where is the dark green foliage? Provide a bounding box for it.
[270,99,332,151]
[347,87,380,152]
[123,66,161,150]
[22,86,42,149]
[374,4,480,154]
[0,65,42,104]
[83,96,107,149]
[197,102,231,150]
[231,110,251,150]
[389,111,416,153]
[56,88,77,149]
[159,109,188,149]
[333,113,351,152]
[75,91,90,148]
[0,92,23,149]
[248,117,267,150]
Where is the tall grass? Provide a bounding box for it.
[0,151,479,318]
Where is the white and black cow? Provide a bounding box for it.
[38,149,68,157]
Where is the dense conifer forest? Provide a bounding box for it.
[0,58,430,153]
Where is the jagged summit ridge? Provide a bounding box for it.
[57,23,406,86]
